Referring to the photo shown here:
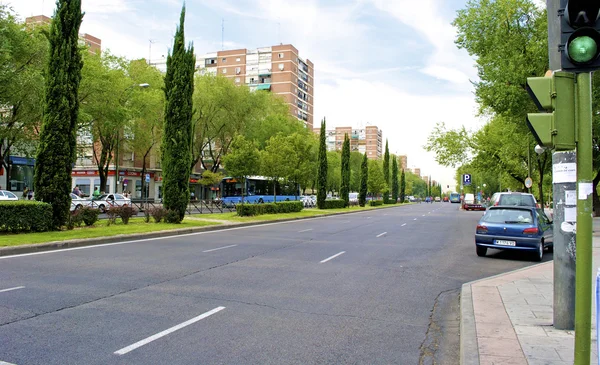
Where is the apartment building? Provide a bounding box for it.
[25,15,102,54]
[196,44,314,129]
[312,125,383,160]
[398,155,407,171]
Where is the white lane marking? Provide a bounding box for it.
[367,217,372,219]
[298,228,313,233]
[320,251,346,264]
[114,307,225,356]
[401,223,407,227]
[0,286,25,293]
[422,214,426,217]
[414,218,418,221]
[202,245,237,253]
[376,232,387,238]
[0,361,17,365]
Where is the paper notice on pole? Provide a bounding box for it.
[565,190,576,205]
[553,163,577,183]
[565,207,577,222]
[579,183,593,199]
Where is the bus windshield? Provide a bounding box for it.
[449,193,461,203]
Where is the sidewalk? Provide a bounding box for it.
[460,218,600,365]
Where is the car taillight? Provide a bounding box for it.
[476,225,488,234]
[523,227,538,234]
[494,202,499,206]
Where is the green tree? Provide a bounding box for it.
[317,118,327,208]
[391,157,399,203]
[198,170,224,200]
[349,152,363,192]
[368,159,387,198]
[161,6,195,222]
[382,139,390,203]
[261,135,295,202]
[287,132,318,196]
[34,0,83,229]
[327,151,341,196]
[340,133,350,207]
[359,153,368,207]
[400,169,406,202]
[222,135,260,204]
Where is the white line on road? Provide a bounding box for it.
[298,228,313,232]
[414,218,418,220]
[367,217,372,219]
[0,286,25,293]
[202,245,237,253]
[422,214,426,217]
[0,360,17,365]
[376,232,387,238]
[320,251,346,263]
[114,307,226,356]
[401,223,407,227]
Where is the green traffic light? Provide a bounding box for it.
[568,35,599,63]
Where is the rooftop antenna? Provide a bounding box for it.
[221,19,224,50]
[278,21,281,45]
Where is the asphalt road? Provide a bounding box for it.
[0,202,552,365]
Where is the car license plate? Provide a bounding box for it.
[495,240,516,246]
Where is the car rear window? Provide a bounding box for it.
[498,194,535,207]
[481,209,533,224]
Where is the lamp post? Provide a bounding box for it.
[114,83,150,194]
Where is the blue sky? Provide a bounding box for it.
[6,0,486,190]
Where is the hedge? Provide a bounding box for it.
[369,200,384,206]
[237,201,303,216]
[321,199,346,209]
[0,201,53,232]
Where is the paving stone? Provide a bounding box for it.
[520,345,562,361]
[513,325,548,337]
[478,355,528,365]
[478,337,523,357]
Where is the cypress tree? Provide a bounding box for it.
[316,118,328,209]
[391,157,399,203]
[400,169,406,203]
[359,153,368,207]
[34,0,83,229]
[161,6,195,222]
[340,133,350,207]
[382,139,390,203]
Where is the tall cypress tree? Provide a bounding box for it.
[317,118,328,209]
[382,139,390,203]
[340,133,350,207]
[391,157,399,203]
[400,169,406,203]
[34,0,83,229]
[161,6,195,222]
[359,153,368,207]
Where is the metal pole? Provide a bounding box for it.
[527,137,532,193]
[114,132,119,194]
[574,71,593,365]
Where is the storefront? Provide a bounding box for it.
[8,156,35,193]
[71,170,114,196]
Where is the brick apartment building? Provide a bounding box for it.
[196,44,314,129]
[312,126,383,160]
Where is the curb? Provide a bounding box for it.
[0,204,403,257]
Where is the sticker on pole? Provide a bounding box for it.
[525,177,533,189]
[553,163,576,183]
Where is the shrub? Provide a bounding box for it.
[143,209,151,223]
[106,206,119,225]
[165,209,181,223]
[149,207,168,223]
[107,206,138,225]
[385,200,397,205]
[67,209,84,230]
[321,199,346,209]
[236,201,303,216]
[0,201,53,233]
[369,200,384,206]
[80,207,100,226]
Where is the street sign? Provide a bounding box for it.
[463,174,472,186]
[145,173,150,183]
[525,177,533,189]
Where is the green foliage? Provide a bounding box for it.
[261,134,295,201]
[368,159,387,196]
[107,206,138,225]
[321,199,346,209]
[199,171,224,188]
[236,201,303,216]
[161,6,196,223]
[222,135,260,203]
[349,152,363,192]
[317,118,328,208]
[165,209,181,223]
[34,0,83,229]
[149,206,168,223]
[359,153,368,207]
[391,157,399,203]
[0,201,52,232]
[326,150,341,194]
[80,207,100,226]
[369,200,384,207]
[400,169,406,203]
[340,134,350,207]
[67,210,84,230]
[383,139,390,203]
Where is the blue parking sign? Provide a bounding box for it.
[463,174,472,186]
[145,173,150,183]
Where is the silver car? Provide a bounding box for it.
[89,194,131,213]
[0,190,18,201]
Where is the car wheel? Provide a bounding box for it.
[75,204,82,211]
[547,244,554,253]
[533,242,544,262]
[476,246,487,257]
[99,204,106,213]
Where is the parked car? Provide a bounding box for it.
[475,206,553,261]
[425,196,431,203]
[462,193,485,211]
[0,190,18,201]
[349,192,359,204]
[300,195,315,208]
[489,192,538,208]
[434,197,441,202]
[70,193,90,211]
[443,196,449,202]
[89,193,131,213]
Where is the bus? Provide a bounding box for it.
[449,192,461,203]
[221,176,300,206]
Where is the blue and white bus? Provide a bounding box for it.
[449,192,461,203]
[221,176,300,206]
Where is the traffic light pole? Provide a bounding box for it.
[574,71,593,365]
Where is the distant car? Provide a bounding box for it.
[89,193,131,213]
[300,195,315,208]
[349,192,359,204]
[425,197,431,203]
[463,193,485,211]
[489,192,538,208]
[475,206,553,261]
[434,197,441,202]
[443,196,449,202]
[0,190,18,201]
[70,193,90,211]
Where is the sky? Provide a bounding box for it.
[5,0,488,191]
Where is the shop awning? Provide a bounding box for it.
[256,84,271,91]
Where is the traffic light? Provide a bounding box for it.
[560,1,600,72]
[526,71,575,151]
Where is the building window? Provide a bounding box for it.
[278,63,284,71]
[235,67,241,74]
[222,58,227,62]
[222,68,227,74]
[236,57,241,62]
[278,53,284,58]
[235,77,240,83]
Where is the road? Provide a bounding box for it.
[0,203,551,364]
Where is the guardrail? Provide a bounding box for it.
[81,199,236,219]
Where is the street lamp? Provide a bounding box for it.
[114,83,149,194]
